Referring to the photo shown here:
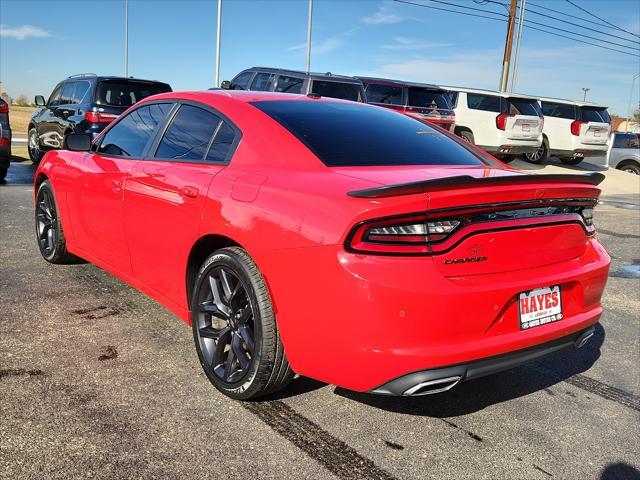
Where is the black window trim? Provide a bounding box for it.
[147,100,242,165]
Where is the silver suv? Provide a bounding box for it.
[607,132,639,175]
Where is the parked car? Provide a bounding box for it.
[221,67,365,102]
[0,97,11,180]
[358,77,455,131]
[606,132,639,174]
[28,74,172,165]
[442,87,543,161]
[526,98,611,165]
[35,90,608,400]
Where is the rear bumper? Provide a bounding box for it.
[481,142,540,155]
[370,325,596,395]
[550,146,608,159]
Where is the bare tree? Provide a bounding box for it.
[14,95,30,106]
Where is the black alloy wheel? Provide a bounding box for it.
[35,180,72,263]
[28,128,44,164]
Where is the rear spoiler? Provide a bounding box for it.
[347,172,605,198]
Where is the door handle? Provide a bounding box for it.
[179,186,199,198]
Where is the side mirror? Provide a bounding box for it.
[220,80,231,90]
[64,133,92,152]
[35,95,46,106]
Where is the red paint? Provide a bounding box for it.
[35,90,610,392]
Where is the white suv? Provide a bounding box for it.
[526,98,611,165]
[442,87,543,160]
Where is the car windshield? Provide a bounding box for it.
[580,107,611,123]
[95,81,171,107]
[407,88,451,109]
[252,100,489,167]
[310,80,361,102]
[508,98,542,116]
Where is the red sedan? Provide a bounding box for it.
[34,91,609,399]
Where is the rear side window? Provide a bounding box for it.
[508,98,542,116]
[252,100,487,167]
[206,122,236,163]
[541,102,576,120]
[467,94,502,112]
[155,105,221,161]
[310,81,361,102]
[447,91,459,107]
[72,81,91,104]
[60,82,76,105]
[98,103,172,157]
[275,75,304,94]
[613,133,639,149]
[250,72,274,91]
[231,72,253,90]
[365,84,403,105]
[580,107,611,123]
[408,88,451,109]
[96,81,171,107]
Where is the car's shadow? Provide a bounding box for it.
[330,323,605,417]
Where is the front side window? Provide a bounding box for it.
[365,84,403,105]
[467,94,502,112]
[97,103,172,157]
[155,105,221,161]
[231,72,253,90]
[508,98,542,116]
[250,72,274,91]
[310,81,361,102]
[275,75,304,94]
[48,85,63,106]
[408,88,451,109]
[541,102,576,120]
[60,82,76,105]
[252,100,488,167]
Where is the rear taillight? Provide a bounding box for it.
[0,137,9,147]
[496,113,514,130]
[0,103,8,114]
[571,120,585,136]
[346,214,461,254]
[85,111,118,123]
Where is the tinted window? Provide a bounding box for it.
[365,84,403,105]
[231,72,253,90]
[96,81,171,107]
[447,91,459,107]
[310,81,361,102]
[48,85,63,106]
[580,107,611,123]
[250,72,274,91]
[613,133,639,149]
[467,94,502,112]
[60,82,76,104]
[98,103,172,157]
[72,81,91,104]
[156,105,221,161]
[252,100,487,167]
[275,75,304,94]
[408,88,451,109]
[206,122,236,163]
[541,102,576,120]
[508,98,542,116]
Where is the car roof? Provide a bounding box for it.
[537,96,608,109]
[147,90,357,104]
[244,67,362,84]
[356,76,443,90]
[440,86,539,101]
[64,73,169,85]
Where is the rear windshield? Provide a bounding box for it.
[252,100,487,167]
[508,98,542,116]
[407,87,451,109]
[310,80,361,102]
[580,107,611,124]
[95,81,171,107]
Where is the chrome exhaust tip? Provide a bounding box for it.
[575,329,595,349]
[403,375,462,396]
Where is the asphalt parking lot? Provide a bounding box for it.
[1,160,639,480]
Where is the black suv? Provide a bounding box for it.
[28,74,171,164]
[222,67,365,102]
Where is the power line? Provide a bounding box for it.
[392,0,506,23]
[565,0,640,39]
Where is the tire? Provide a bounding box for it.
[458,130,475,144]
[0,165,7,181]
[191,247,294,400]
[560,156,583,166]
[28,128,44,165]
[525,138,549,164]
[618,161,640,175]
[35,180,73,264]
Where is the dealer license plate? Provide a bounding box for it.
[518,285,563,330]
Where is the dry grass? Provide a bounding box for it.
[11,145,29,161]
[8,105,36,135]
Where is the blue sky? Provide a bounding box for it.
[1,0,638,116]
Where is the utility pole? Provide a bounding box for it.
[626,73,640,128]
[215,0,222,87]
[124,0,129,77]
[510,0,526,92]
[306,0,313,74]
[582,87,590,102]
[499,0,517,92]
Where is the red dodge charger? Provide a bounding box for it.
[34,90,610,399]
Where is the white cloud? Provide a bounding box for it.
[288,37,342,55]
[362,5,404,25]
[382,36,453,50]
[0,24,51,40]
